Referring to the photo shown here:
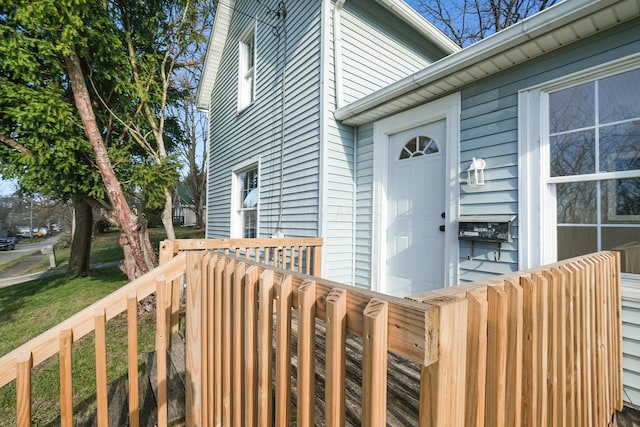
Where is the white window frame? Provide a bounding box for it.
[231,158,260,238]
[519,54,640,298]
[238,23,256,112]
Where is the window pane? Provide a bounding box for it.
[549,82,594,133]
[602,227,640,274]
[243,210,257,238]
[599,68,640,124]
[419,136,439,154]
[550,130,595,176]
[601,178,640,224]
[557,181,597,224]
[557,226,597,260]
[240,169,258,208]
[599,120,640,172]
[246,36,254,69]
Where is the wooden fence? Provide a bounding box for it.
[0,240,622,426]
[409,251,623,426]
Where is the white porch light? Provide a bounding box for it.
[467,157,486,187]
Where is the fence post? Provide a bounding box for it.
[464,289,487,427]
[127,292,140,427]
[16,352,32,427]
[297,281,317,426]
[312,246,322,277]
[185,251,203,427]
[95,309,108,427]
[325,288,347,427]
[159,240,176,264]
[257,269,275,427]
[60,329,74,427]
[275,275,293,426]
[419,295,467,427]
[362,299,389,427]
[243,266,260,427]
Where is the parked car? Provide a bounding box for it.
[15,227,31,238]
[0,237,17,251]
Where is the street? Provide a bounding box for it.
[0,235,61,269]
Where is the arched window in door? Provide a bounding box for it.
[399,135,439,160]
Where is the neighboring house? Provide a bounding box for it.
[197,0,640,405]
[172,184,206,227]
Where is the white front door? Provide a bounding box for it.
[385,120,446,296]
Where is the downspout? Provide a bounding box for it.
[275,7,288,236]
[351,126,358,286]
[333,0,346,109]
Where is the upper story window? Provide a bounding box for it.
[238,25,256,111]
[547,67,640,273]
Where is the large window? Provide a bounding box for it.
[233,165,258,238]
[547,67,640,274]
[238,25,256,111]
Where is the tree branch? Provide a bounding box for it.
[0,133,30,153]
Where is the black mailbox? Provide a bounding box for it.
[458,215,515,243]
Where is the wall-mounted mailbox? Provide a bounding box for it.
[458,215,515,243]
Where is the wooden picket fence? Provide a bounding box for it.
[0,239,623,426]
[409,251,623,426]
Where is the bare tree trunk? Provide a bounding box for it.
[64,49,157,280]
[161,187,176,239]
[66,198,92,279]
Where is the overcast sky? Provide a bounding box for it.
[0,179,16,197]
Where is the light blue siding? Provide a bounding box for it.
[320,0,450,283]
[457,17,640,282]
[207,0,322,239]
[623,297,640,407]
[354,123,374,288]
[340,0,446,104]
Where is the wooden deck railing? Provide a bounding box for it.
[408,251,623,426]
[158,237,323,276]
[0,242,622,426]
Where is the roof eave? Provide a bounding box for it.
[195,1,235,112]
[335,0,640,126]
[375,0,460,54]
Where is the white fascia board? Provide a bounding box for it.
[335,0,633,124]
[375,0,460,54]
[195,1,235,111]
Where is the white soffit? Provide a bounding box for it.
[335,0,640,126]
[195,1,234,111]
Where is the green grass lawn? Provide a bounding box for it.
[0,226,204,426]
[24,226,206,274]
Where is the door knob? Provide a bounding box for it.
[439,225,445,232]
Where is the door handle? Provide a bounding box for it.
[439,225,445,232]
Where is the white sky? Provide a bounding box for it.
[0,179,17,197]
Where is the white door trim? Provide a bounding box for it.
[372,93,461,293]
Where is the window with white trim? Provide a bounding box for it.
[233,165,258,238]
[546,67,640,274]
[238,25,256,111]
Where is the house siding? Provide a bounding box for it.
[320,0,450,283]
[623,297,640,407]
[340,0,446,104]
[458,17,640,282]
[207,0,322,239]
[354,123,374,288]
